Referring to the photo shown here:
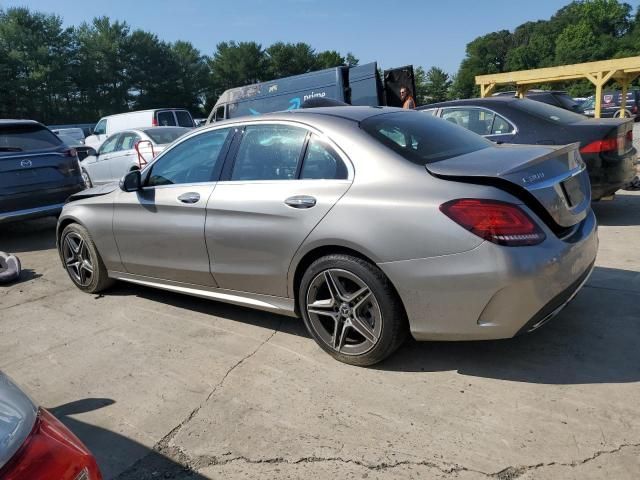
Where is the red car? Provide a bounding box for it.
[0,372,102,480]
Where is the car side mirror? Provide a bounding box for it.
[120,170,141,192]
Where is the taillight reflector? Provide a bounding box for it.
[440,199,546,246]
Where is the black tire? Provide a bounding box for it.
[59,223,114,293]
[81,169,93,188]
[298,254,407,366]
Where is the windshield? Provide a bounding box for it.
[511,98,587,124]
[360,111,492,164]
[0,124,62,152]
[143,127,191,145]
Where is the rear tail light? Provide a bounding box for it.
[579,138,618,153]
[64,148,78,158]
[0,409,102,480]
[152,117,158,127]
[440,199,546,246]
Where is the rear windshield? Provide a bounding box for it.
[511,99,586,124]
[360,111,492,164]
[143,127,191,145]
[0,124,62,152]
[175,110,194,127]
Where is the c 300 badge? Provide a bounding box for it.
[522,172,545,184]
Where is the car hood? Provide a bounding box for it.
[0,372,37,469]
[67,182,119,203]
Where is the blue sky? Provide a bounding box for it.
[2,0,639,73]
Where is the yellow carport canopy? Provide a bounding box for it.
[476,56,640,118]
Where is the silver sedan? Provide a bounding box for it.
[80,126,191,187]
[57,107,598,365]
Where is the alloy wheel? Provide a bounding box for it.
[62,232,94,287]
[305,269,382,356]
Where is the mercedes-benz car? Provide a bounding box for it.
[56,107,598,366]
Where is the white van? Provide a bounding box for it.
[85,108,194,150]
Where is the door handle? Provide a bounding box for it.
[177,192,201,204]
[285,195,316,209]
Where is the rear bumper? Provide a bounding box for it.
[379,209,598,341]
[585,149,637,199]
[0,182,84,223]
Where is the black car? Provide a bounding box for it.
[493,90,583,113]
[0,120,85,223]
[419,97,637,200]
[579,90,640,120]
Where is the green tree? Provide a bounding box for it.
[423,66,452,103]
[315,50,345,69]
[266,42,317,79]
[207,41,267,102]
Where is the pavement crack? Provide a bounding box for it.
[153,319,283,460]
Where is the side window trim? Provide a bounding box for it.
[219,127,246,181]
[294,131,312,179]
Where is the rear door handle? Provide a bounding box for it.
[285,195,316,209]
[178,192,201,204]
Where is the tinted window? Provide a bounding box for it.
[99,134,120,155]
[94,119,107,135]
[301,136,348,180]
[420,108,438,116]
[143,127,190,145]
[175,110,194,127]
[441,108,495,135]
[0,124,62,152]
[156,111,177,126]
[230,125,306,181]
[361,111,492,164]
[511,99,587,124]
[491,115,515,135]
[147,128,231,186]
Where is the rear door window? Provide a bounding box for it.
[230,125,307,181]
[156,111,177,126]
[0,124,62,152]
[361,111,491,165]
[175,110,194,127]
[441,108,495,136]
[490,115,515,135]
[118,132,141,151]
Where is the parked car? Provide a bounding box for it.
[419,97,637,200]
[57,107,597,366]
[50,127,86,144]
[579,89,640,120]
[49,123,95,138]
[0,120,85,223]
[85,109,195,151]
[493,90,583,113]
[0,372,102,479]
[80,127,190,187]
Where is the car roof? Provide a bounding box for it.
[419,97,523,109]
[209,106,409,128]
[0,119,44,127]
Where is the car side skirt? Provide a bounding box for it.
[109,271,297,317]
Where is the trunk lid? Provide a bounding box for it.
[426,143,591,229]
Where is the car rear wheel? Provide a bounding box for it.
[299,254,407,366]
[613,109,632,118]
[60,223,113,293]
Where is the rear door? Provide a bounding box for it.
[108,131,140,182]
[113,127,233,286]
[205,123,352,297]
[90,134,121,184]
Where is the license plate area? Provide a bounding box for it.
[562,175,584,208]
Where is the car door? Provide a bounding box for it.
[89,133,121,184]
[112,127,234,286]
[205,123,353,297]
[108,131,140,182]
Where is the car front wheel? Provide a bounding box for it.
[299,254,407,366]
[60,223,113,293]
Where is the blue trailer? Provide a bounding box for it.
[206,62,414,123]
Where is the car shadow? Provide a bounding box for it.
[1,268,43,285]
[592,191,640,226]
[105,281,309,339]
[104,266,639,385]
[375,265,640,384]
[49,398,209,480]
[0,217,57,253]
